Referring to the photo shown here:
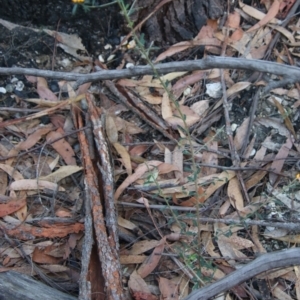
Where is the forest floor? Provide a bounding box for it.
[1,0,300,299]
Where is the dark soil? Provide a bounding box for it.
[0,0,126,62]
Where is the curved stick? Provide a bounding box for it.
[184,248,300,300]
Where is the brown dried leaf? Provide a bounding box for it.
[234,117,250,151]
[46,130,76,165]
[118,216,137,230]
[172,145,184,183]
[247,0,281,32]
[226,11,241,29]
[266,234,300,243]
[15,204,27,222]
[213,82,252,110]
[44,29,86,50]
[228,235,254,250]
[55,208,72,218]
[64,233,82,259]
[115,161,162,200]
[227,82,252,98]
[159,277,179,300]
[17,125,53,151]
[201,141,218,175]
[231,28,244,41]
[0,171,7,195]
[155,24,220,62]
[136,86,162,104]
[174,186,205,207]
[113,142,132,175]
[204,171,236,201]
[269,136,293,185]
[120,255,146,264]
[10,179,65,192]
[155,41,191,62]
[25,75,37,83]
[106,115,118,144]
[117,77,162,88]
[161,92,173,120]
[190,100,209,117]
[50,115,65,128]
[217,234,248,264]
[37,77,58,101]
[6,119,40,135]
[129,240,161,255]
[157,162,181,174]
[114,116,144,135]
[240,1,279,25]
[128,270,157,300]
[32,247,63,264]
[272,97,296,137]
[129,145,149,157]
[228,177,244,211]
[272,286,293,300]
[245,167,269,190]
[0,164,24,181]
[166,105,200,129]
[137,237,166,278]
[39,165,82,183]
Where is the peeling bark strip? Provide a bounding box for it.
[75,95,124,300]
[184,248,300,300]
[86,94,123,300]
[86,94,120,261]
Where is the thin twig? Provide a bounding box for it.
[118,201,209,212]
[178,216,300,231]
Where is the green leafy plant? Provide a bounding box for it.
[115,0,214,282]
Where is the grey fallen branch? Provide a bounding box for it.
[184,248,300,300]
[0,271,77,300]
[0,56,299,92]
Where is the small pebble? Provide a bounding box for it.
[15,81,24,91]
[231,123,238,131]
[104,44,113,50]
[5,84,14,93]
[206,82,222,98]
[126,63,134,69]
[98,54,105,63]
[107,54,115,62]
[250,149,256,157]
[127,40,136,49]
[183,87,192,96]
[0,87,6,94]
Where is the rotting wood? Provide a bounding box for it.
[0,271,77,300]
